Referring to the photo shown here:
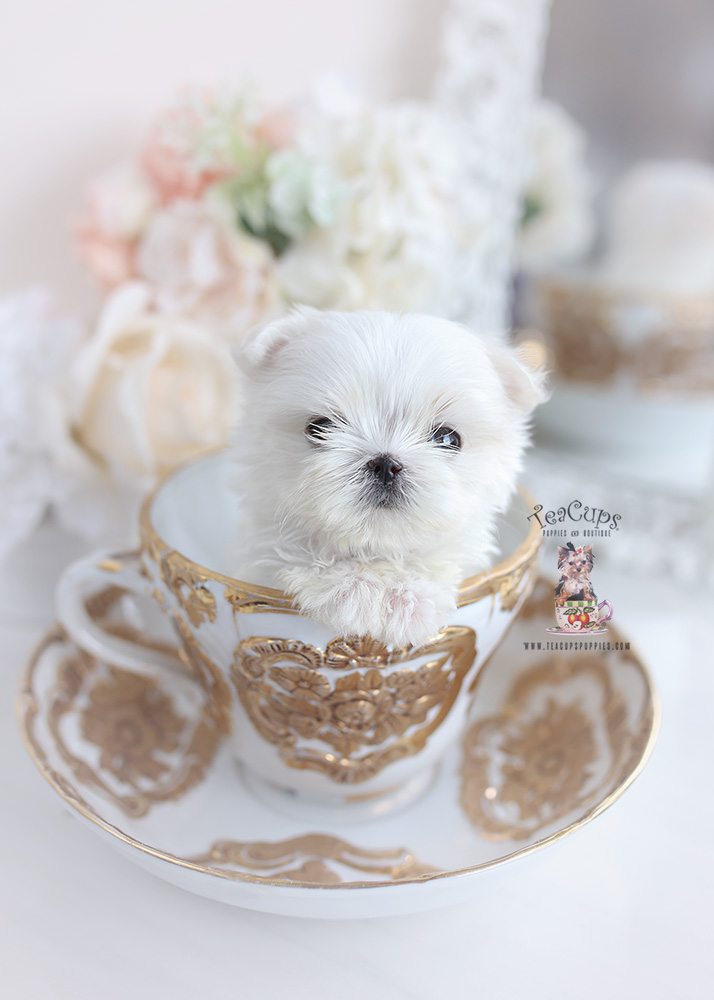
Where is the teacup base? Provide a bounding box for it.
[238,761,440,826]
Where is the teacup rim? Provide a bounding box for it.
[139,450,541,608]
[537,270,714,309]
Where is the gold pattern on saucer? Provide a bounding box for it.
[84,567,230,738]
[84,584,128,621]
[80,665,186,785]
[517,577,559,621]
[231,628,476,783]
[460,651,654,841]
[539,279,714,392]
[187,834,435,884]
[43,638,226,818]
[17,579,660,891]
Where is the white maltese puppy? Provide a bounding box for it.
[232,308,546,647]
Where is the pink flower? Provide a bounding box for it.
[75,164,156,289]
[135,199,280,342]
[142,129,226,204]
[75,222,136,289]
[255,109,297,151]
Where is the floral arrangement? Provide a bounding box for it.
[516,99,594,271]
[0,84,592,559]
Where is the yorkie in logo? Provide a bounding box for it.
[547,541,613,635]
[555,542,595,605]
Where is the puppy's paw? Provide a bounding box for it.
[282,564,456,648]
[381,579,456,648]
[281,565,386,640]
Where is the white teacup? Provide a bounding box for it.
[57,451,541,811]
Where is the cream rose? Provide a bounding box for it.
[135,198,280,342]
[71,283,238,488]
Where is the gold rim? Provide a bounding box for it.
[16,608,660,893]
[538,273,714,310]
[138,450,543,609]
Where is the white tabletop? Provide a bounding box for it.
[2,562,712,1000]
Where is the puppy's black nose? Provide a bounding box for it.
[367,454,403,486]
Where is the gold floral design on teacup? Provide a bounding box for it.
[231,628,477,783]
[497,553,540,612]
[162,551,218,627]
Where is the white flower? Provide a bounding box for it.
[517,100,594,271]
[0,289,88,559]
[602,160,714,294]
[135,198,280,341]
[265,149,343,238]
[86,163,156,240]
[276,101,488,313]
[70,283,239,490]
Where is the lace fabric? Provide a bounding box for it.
[433,0,552,333]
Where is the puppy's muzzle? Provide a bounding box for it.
[366,454,403,486]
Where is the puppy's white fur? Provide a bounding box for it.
[232,308,546,647]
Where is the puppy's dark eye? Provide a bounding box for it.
[430,426,462,450]
[305,417,335,442]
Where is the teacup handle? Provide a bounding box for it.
[597,598,613,623]
[56,548,180,675]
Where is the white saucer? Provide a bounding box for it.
[17,579,658,919]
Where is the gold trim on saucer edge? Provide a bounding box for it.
[186,835,436,884]
[16,578,660,892]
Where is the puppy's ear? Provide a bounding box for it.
[240,306,321,370]
[583,544,594,560]
[557,546,569,566]
[487,338,550,414]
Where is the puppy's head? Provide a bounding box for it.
[558,544,594,581]
[236,308,547,559]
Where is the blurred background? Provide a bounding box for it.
[2,0,714,609]
[3,0,714,303]
[0,0,443,310]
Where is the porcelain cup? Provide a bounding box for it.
[56,451,541,811]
